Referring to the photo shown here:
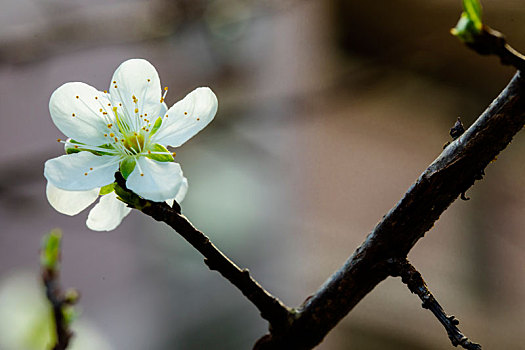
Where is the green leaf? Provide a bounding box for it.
[120,158,136,179]
[150,117,163,136]
[463,0,482,31]
[41,229,62,271]
[451,0,483,43]
[99,183,115,195]
[146,143,174,162]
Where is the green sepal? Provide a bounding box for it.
[146,143,174,162]
[150,117,163,136]
[114,179,151,211]
[120,158,136,179]
[99,183,115,195]
[65,139,115,156]
[95,143,117,156]
[65,139,82,155]
[62,305,78,326]
[40,229,62,271]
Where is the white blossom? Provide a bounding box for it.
[44,59,216,231]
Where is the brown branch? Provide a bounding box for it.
[113,173,295,332]
[116,19,525,348]
[254,70,525,348]
[467,25,525,71]
[390,258,481,350]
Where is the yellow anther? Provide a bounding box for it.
[95,96,98,100]
[84,173,88,176]
[147,79,150,82]
[197,118,200,121]
[107,123,113,128]
[56,139,61,142]
[134,108,139,113]
[172,152,176,157]
[140,173,144,176]
[164,87,168,91]
[104,90,108,93]
[113,81,116,84]
[89,167,93,170]
[160,98,164,103]
[72,113,76,117]
[114,85,117,88]
[110,133,115,137]
[184,112,187,115]
[74,145,79,149]
[104,134,108,137]
[75,96,79,99]
[99,109,103,112]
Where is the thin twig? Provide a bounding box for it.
[390,258,481,350]
[254,71,525,349]
[113,172,295,332]
[41,231,78,350]
[42,269,72,350]
[467,26,525,71]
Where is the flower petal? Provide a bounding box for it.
[126,158,183,202]
[165,177,188,207]
[109,59,163,125]
[86,191,131,231]
[175,176,188,203]
[153,87,218,147]
[46,182,100,216]
[49,82,113,145]
[44,152,119,191]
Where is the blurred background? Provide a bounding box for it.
[1,0,525,349]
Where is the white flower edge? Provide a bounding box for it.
[166,177,188,207]
[153,87,218,148]
[46,174,189,231]
[44,152,119,192]
[86,191,132,231]
[46,183,100,216]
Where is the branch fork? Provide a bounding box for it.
[110,13,525,350]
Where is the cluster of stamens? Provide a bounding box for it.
[58,78,178,178]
